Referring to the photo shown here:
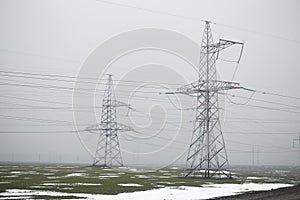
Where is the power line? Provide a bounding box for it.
[96,0,206,23]
[225,131,298,135]
[223,98,300,114]
[0,95,76,107]
[0,81,161,94]
[228,149,298,154]
[0,129,297,154]
[0,114,83,126]
[226,139,291,150]
[0,69,184,86]
[225,119,300,124]
[216,23,300,44]
[0,71,180,90]
[1,69,300,102]
[0,130,78,134]
[226,117,300,122]
[221,92,300,109]
[0,49,81,64]
[95,0,300,44]
[254,90,300,101]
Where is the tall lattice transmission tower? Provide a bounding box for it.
[85,74,135,168]
[171,21,245,178]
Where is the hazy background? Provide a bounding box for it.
[0,0,299,167]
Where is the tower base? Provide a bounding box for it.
[184,169,232,179]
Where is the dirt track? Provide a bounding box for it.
[212,185,300,200]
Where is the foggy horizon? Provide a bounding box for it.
[0,0,300,168]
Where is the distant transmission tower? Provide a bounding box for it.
[169,21,245,178]
[293,132,300,176]
[85,74,135,168]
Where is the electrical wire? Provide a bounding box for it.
[220,92,300,109]
[95,0,207,23]
[95,0,300,44]
[1,69,300,102]
[0,69,184,87]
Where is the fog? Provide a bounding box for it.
[0,0,299,167]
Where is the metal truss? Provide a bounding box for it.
[85,74,134,168]
[179,21,244,178]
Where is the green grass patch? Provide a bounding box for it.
[0,163,298,197]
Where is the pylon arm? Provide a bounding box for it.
[216,80,244,91]
[174,80,203,96]
[115,100,131,108]
[117,123,139,133]
[206,39,243,54]
[84,123,138,134]
[167,80,243,96]
[84,124,100,134]
[204,39,244,63]
[218,39,243,52]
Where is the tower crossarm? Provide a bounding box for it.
[84,124,101,134]
[215,80,243,91]
[115,100,131,108]
[206,39,244,55]
[171,80,243,96]
[117,123,139,133]
[84,123,138,133]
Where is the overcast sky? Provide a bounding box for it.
[0,0,299,167]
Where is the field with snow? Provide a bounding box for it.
[0,164,298,199]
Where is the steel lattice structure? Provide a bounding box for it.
[175,21,244,178]
[85,74,135,168]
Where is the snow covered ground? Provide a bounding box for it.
[0,183,292,200]
[118,183,143,187]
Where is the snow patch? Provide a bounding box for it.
[10,171,22,174]
[135,175,151,179]
[118,183,143,187]
[247,176,267,180]
[43,183,102,186]
[170,167,179,170]
[0,182,10,184]
[65,173,85,177]
[3,175,18,178]
[0,183,292,200]
[99,175,119,178]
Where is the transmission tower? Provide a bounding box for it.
[293,132,300,176]
[85,74,135,168]
[169,21,245,178]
